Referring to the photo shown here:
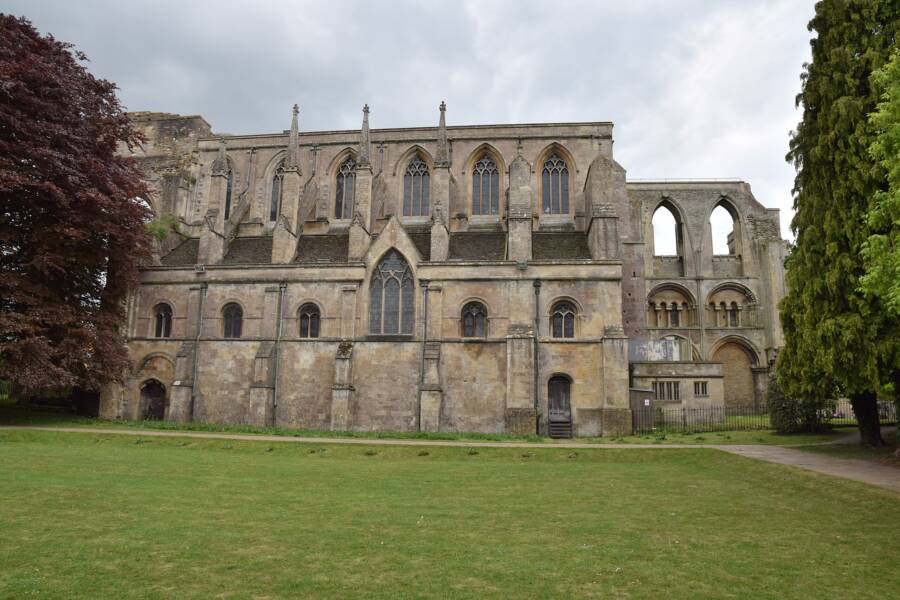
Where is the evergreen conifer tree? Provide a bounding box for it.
[778,0,900,446]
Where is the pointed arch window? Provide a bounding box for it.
[472,154,500,215]
[542,153,569,214]
[403,155,430,216]
[369,250,414,335]
[224,168,234,220]
[551,301,576,338]
[153,304,172,338]
[222,303,243,339]
[299,303,320,338]
[461,302,487,337]
[270,163,284,222]
[335,156,356,220]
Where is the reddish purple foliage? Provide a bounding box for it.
[0,15,151,395]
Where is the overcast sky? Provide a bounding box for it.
[8,0,814,243]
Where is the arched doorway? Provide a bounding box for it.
[711,342,756,408]
[140,380,167,420]
[548,375,572,438]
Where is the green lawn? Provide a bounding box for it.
[0,402,847,446]
[1,430,898,599]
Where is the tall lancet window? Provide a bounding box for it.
[403,155,430,216]
[224,168,234,220]
[335,156,356,219]
[270,162,284,223]
[542,153,569,214]
[472,154,500,215]
[369,250,414,335]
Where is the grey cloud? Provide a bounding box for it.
[5,0,814,239]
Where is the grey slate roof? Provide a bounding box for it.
[532,232,591,260]
[448,232,507,261]
[295,234,349,263]
[222,237,273,264]
[407,232,431,261]
[160,238,199,266]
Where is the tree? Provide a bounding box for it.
[863,48,900,451]
[778,1,900,446]
[0,15,151,396]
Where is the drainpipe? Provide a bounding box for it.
[417,280,430,431]
[190,282,207,421]
[270,282,287,427]
[533,279,542,435]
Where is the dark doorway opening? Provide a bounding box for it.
[140,380,167,421]
[548,375,573,438]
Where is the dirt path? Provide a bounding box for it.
[3,425,898,493]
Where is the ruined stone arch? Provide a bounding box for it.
[648,197,688,257]
[709,335,761,408]
[658,333,702,360]
[706,282,757,328]
[708,196,744,256]
[647,282,697,328]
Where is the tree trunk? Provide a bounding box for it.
[849,390,884,447]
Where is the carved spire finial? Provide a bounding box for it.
[358,104,371,167]
[436,100,449,167]
[212,137,228,174]
[284,104,301,172]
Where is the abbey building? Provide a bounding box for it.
[101,104,787,437]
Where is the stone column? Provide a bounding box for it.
[168,342,196,422]
[587,205,620,260]
[507,154,533,262]
[599,325,632,436]
[248,342,275,426]
[505,325,536,434]
[340,285,358,339]
[330,341,354,430]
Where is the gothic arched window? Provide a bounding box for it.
[369,250,414,335]
[403,155,430,217]
[222,303,243,339]
[541,153,569,214]
[153,304,172,338]
[551,301,576,338]
[461,302,487,337]
[270,163,284,222]
[224,168,234,220]
[335,156,356,219]
[472,154,499,215]
[299,303,321,338]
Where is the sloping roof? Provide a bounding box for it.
[160,238,199,266]
[295,234,349,263]
[532,232,591,260]
[407,232,431,261]
[448,232,507,261]
[222,237,273,264]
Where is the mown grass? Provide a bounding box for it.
[1,429,898,599]
[0,402,848,446]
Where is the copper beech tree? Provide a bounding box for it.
[0,15,151,396]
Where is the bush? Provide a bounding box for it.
[768,375,830,433]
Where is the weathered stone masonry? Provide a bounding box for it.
[102,106,787,437]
